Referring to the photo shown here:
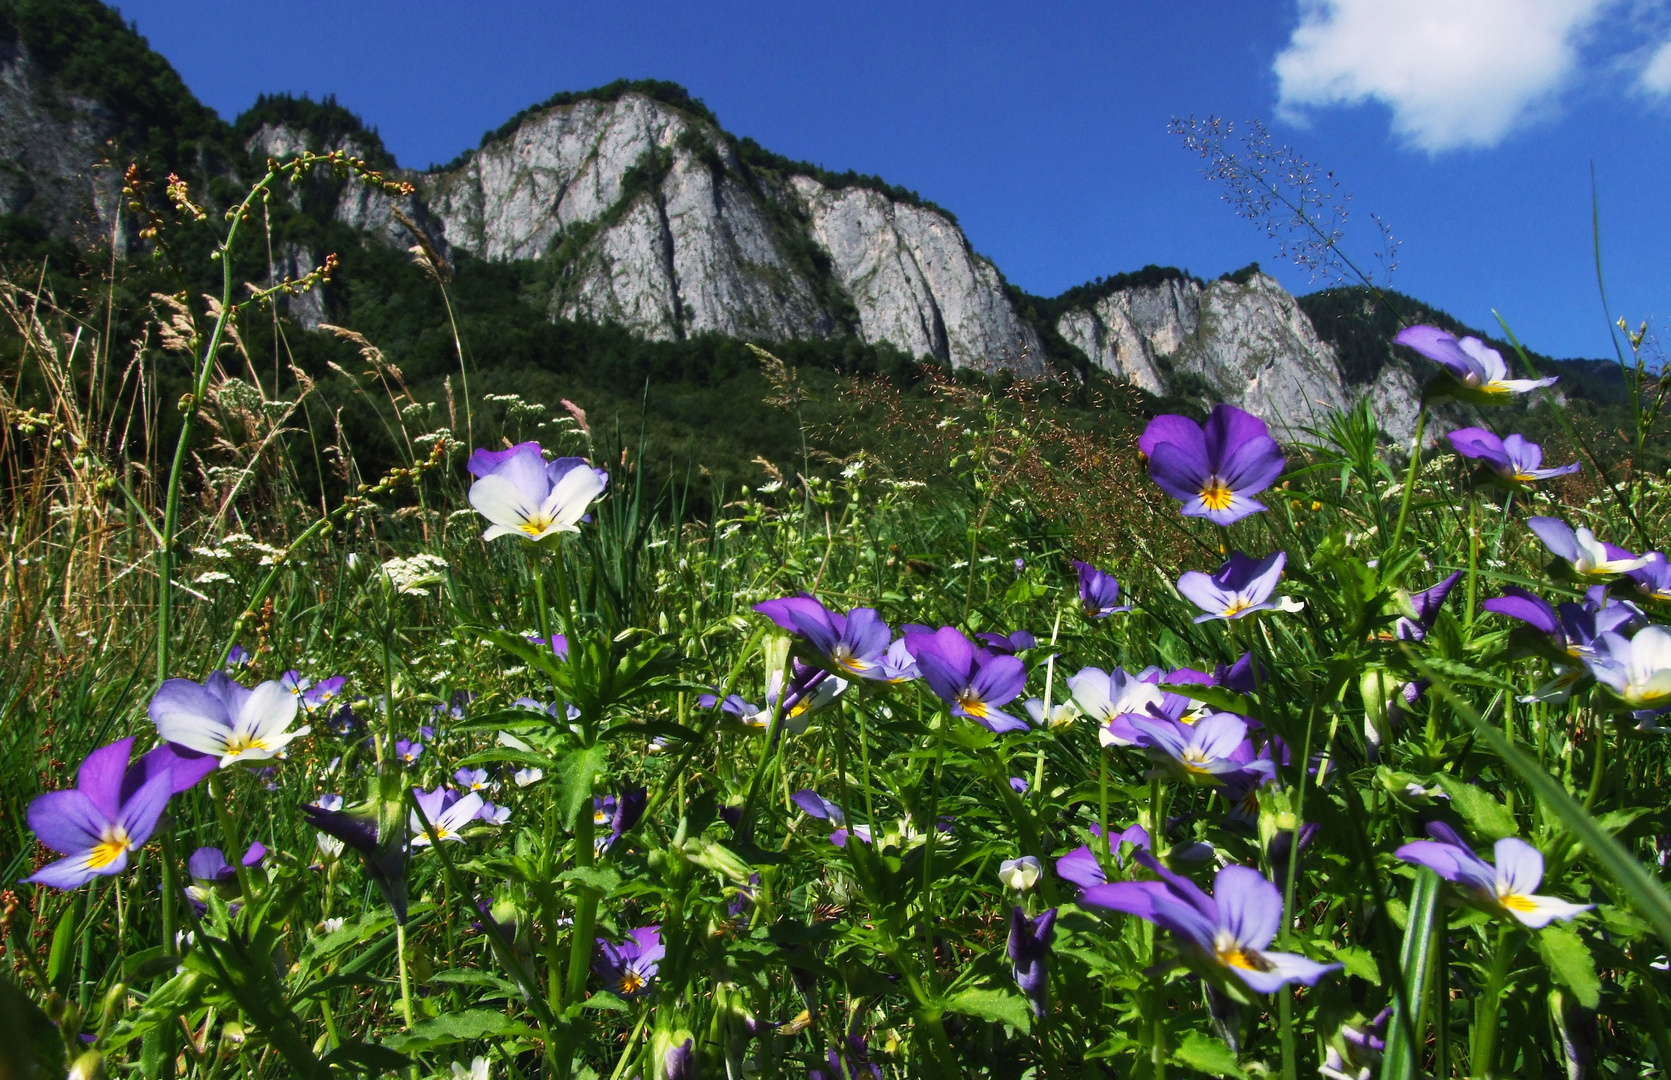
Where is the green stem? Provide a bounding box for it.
[395,922,414,1030]
[1470,925,1519,1078]
[1387,410,1429,568]
[206,774,253,900]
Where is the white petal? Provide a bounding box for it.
[159,713,235,757]
[1505,894,1593,929]
[469,474,541,530]
[239,682,299,742]
[548,465,606,529]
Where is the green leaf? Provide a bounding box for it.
[453,748,555,770]
[559,866,623,895]
[382,1008,535,1051]
[321,1041,411,1075]
[1536,924,1601,1009]
[1170,1030,1244,1077]
[0,975,65,1080]
[1381,868,1442,1080]
[944,988,1031,1033]
[1332,944,1381,985]
[557,744,608,830]
[1410,651,1671,951]
[1433,774,1517,841]
[46,905,77,994]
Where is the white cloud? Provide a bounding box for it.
[1274,0,1617,152]
[1642,36,1671,94]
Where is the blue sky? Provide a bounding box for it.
[116,0,1671,360]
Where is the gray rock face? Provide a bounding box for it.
[792,177,1044,373]
[0,37,121,247]
[1055,271,1355,434]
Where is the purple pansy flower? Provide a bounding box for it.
[409,786,483,846]
[1484,585,1643,661]
[593,925,663,998]
[879,637,921,682]
[791,789,845,827]
[1447,428,1580,484]
[454,767,491,792]
[1057,822,1212,891]
[1008,907,1057,1019]
[300,801,409,920]
[754,595,892,679]
[593,786,646,851]
[1177,551,1297,623]
[300,676,346,715]
[1008,776,1029,794]
[1068,666,1165,746]
[975,629,1037,655]
[188,842,267,883]
[394,739,423,764]
[1584,625,1671,713]
[909,626,1029,734]
[1626,552,1671,603]
[24,739,176,889]
[149,672,311,767]
[1393,571,1463,641]
[662,1039,695,1080]
[467,443,608,542]
[476,802,511,825]
[225,644,250,668]
[1073,560,1132,618]
[1082,853,1341,992]
[1125,712,1270,784]
[1139,405,1286,526]
[1395,822,1593,927]
[1395,325,1557,397]
[1527,516,1649,577]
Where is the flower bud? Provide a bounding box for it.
[998,855,1042,891]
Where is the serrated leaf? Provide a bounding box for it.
[557,744,608,830]
[382,1008,535,1051]
[1433,774,1517,841]
[1537,924,1601,1009]
[1419,656,1516,693]
[1170,1030,1244,1077]
[944,988,1031,1033]
[559,866,622,895]
[454,748,555,770]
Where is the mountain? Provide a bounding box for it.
[0,0,1612,446]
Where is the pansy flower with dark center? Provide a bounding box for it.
[909,626,1029,734]
[1447,428,1579,485]
[467,443,608,543]
[409,786,483,846]
[975,629,1037,656]
[1124,712,1269,785]
[24,738,178,889]
[1056,822,1214,891]
[1072,561,1132,618]
[1395,325,1557,399]
[1082,852,1340,993]
[1177,551,1298,623]
[593,925,663,998]
[1067,665,1165,746]
[754,595,891,679]
[1395,822,1592,927]
[1527,516,1648,578]
[150,672,311,767]
[1139,405,1286,526]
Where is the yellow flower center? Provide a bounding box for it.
[518,514,555,536]
[1199,478,1235,512]
[595,809,610,826]
[618,970,645,995]
[89,828,131,870]
[1213,931,1273,972]
[225,733,270,756]
[1498,892,1538,913]
[832,646,870,675]
[957,690,988,718]
[1179,747,1215,775]
[1221,599,1251,618]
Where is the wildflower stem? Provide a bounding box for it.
[1387,410,1429,567]
[395,921,414,1030]
[1470,925,1518,1078]
[205,774,253,900]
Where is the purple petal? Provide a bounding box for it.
[1446,427,1507,464]
[1233,950,1342,993]
[1176,571,1235,615]
[26,789,107,855]
[1527,517,1581,563]
[1213,432,1285,497]
[188,846,232,882]
[1213,865,1282,952]
[134,743,219,797]
[1482,587,1560,636]
[969,654,1027,708]
[76,739,136,823]
[466,442,542,478]
[914,627,977,704]
[1147,441,1214,503]
[1395,325,1475,379]
[117,771,174,850]
[1056,845,1107,889]
[1138,414,1207,460]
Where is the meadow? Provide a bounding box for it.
[3,152,1671,1080]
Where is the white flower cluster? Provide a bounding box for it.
[380,553,450,596]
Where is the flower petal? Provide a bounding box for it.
[1213,864,1282,951]
[26,849,119,889]
[76,738,136,822]
[26,789,108,856]
[1232,949,1342,993]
